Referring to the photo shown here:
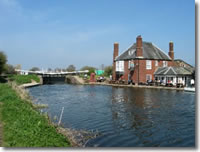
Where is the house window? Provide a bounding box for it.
[155,60,158,66]
[116,61,124,72]
[116,61,119,71]
[146,60,152,69]
[146,74,152,81]
[163,61,168,67]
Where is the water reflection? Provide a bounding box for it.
[109,87,195,146]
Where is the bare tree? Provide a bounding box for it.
[30,67,40,71]
[66,65,76,72]
[47,68,52,72]
[55,68,62,72]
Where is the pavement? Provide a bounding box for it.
[19,82,40,88]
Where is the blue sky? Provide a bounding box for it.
[0,0,195,70]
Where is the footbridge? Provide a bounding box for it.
[15,69,89,84]
[15,69,89,76]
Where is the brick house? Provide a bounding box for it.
[112,35,176,84]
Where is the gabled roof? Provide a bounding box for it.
[174,59,194,68]
[174,59,195,73]
[116,42,172,61]
[154,66,192,75]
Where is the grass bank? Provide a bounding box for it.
[0,83,70,147]
[8,74,40,85]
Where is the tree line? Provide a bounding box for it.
[0,51,113,77]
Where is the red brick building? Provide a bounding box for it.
[112,35,175,84]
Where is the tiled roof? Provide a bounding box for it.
[154,66,192,75]
[174,59,195,73]
[116,42,172,61]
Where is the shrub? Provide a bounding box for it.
[10,75,40,85]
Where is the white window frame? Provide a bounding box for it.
[116,61,124,72]
[146,60,152,70]
[163,61,168,67]
[116,61,119,71]
[155,60,158,66]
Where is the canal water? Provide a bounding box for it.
[28,84,195,147]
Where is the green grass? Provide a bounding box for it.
[9,75,40,85]
[0,84,70,147]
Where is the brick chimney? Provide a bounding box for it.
[168,41,174,60]
[136,35,143,57]
[113,42,119,61]
[112,42,119,81]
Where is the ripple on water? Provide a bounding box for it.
[28,84,195,147]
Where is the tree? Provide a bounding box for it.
[15,64,21,70]
[62,68,67,72]
[5,64,16,74]
[30,67,40,71]
[0,51,7,74]
[104,66,113,77]
[66,65,76,72]
[55,68,61,72]
[80,66,96,75]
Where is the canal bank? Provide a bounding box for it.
[0,83,71,147]
[1,80,99,147]
[21,75,186,91]
[46,75,185,91]
[84,82,185,91]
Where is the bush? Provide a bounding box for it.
[104,66,112,77]
[10,75,40,85]
[80,66,96,75]
[0,51,7,74]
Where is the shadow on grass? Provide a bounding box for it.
[0,76,7,83]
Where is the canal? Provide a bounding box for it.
[28,84,195,147]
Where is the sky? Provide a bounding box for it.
[0,0,195,70]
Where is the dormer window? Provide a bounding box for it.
[128,50,134,56]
